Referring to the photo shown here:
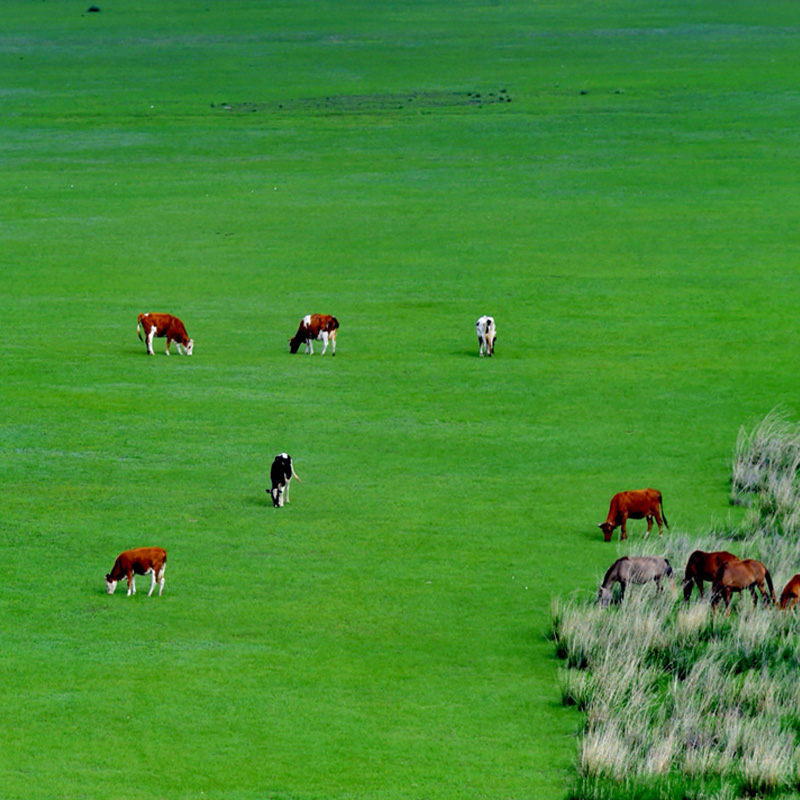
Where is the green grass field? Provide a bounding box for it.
[2,1,800,798]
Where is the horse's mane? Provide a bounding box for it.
[601,556,628,586]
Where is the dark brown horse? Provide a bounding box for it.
[779,574,800,610]
[711,558,776,611]
[682,550,738,602]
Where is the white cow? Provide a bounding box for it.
[476,315,496,357]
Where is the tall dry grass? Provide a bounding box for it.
[554,412,800,799]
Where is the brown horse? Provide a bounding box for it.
[779,574,800,610]
[598,556,674,607]
[682,550,738,602]
[711,558,776,611]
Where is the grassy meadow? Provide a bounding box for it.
[2,1,800,798]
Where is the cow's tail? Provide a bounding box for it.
[291,462,302,483]
[660,494,669,529]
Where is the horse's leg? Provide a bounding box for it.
[749,584,759,607]
[655,577,663,594]
[697,579,704,599]
[682,578,693,602]
[618,581,626,602]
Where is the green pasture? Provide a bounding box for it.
[2,1,799,797]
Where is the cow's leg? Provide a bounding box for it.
[330,330,336,356]
[620,517,627,541]
[320,331,329,355]
[147,568,157,597]
[175,342,184,355]
[158,565,166,596]
[147,326,157,355]
[654,510,664,536]
[307,338,314,355]
[285,477,291,504]
[165,337,172,355]
[644,515,653,539]
[127,573,136,596]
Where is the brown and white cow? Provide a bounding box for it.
[137,313,194,356]
[476,315,496,357]
[598,488,668,542]
[105,547,167,597]
[289,314,339,356]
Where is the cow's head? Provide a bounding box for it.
[185,339,194,356]
[288,335,302,354]
[105,574,118,594]
[268,487,281,507]
[598,522,615,542]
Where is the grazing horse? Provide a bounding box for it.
[711,558,776,611]
[779,574,800,610]
[682,550,738,602]
[597,556,674,607]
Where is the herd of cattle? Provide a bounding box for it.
[135,311,498,359]
[113,325,800,611]
[105,311,498,596]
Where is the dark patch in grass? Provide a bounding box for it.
[212,90,513,115]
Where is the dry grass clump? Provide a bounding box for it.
[555,412,800,799]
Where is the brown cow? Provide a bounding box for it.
[137,313,194,356]
[289,314,339,356]
[598,488,668,542]
[105,547,167,597]
[779,574,800,610]
[682,550,738,602]
[711,558,776,611]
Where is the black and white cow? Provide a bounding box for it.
[268,453,301,507]
[476,315,496,357]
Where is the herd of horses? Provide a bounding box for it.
[598,550,800,612]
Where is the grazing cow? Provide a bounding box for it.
[682,550,739,602]
[711,558,776,611]
[598,488,668,542]
[268,453,301,507]
[779,574,800,610]
[105,547,167,597]
[137,313,194,356]
[476,315,496,357]
[289,314,339,356]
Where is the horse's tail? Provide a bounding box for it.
[664,559,674,579]
[660,493,669,529]
[765,568,777,605]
